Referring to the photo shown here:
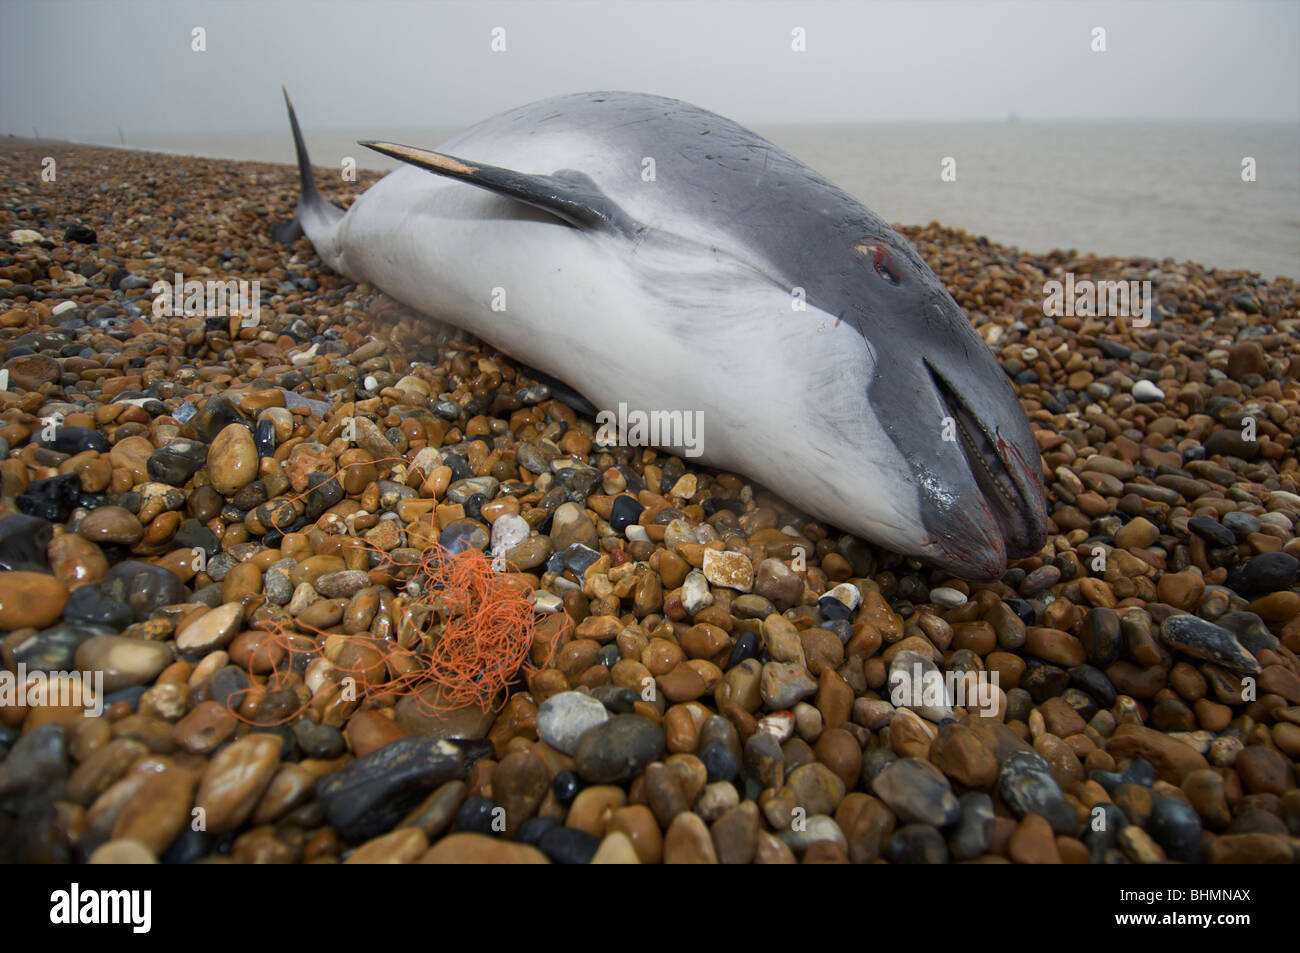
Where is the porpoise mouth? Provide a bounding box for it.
[926,360,1048,563]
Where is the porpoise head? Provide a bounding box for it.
[785,221,1050,579]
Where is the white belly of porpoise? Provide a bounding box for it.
[315,147,926,547]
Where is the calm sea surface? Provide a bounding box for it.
[98,121,1299,279]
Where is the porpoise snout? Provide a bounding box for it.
[923,359,1049,578]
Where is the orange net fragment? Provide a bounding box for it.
[414,545,544,708]
[224,454,560,727]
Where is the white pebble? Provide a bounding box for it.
[825,582,861,611]
[930,586,967,609]
[680,570,714,615]
[409,446,442,478]
[757,711,795,743]
[537,691,610,755]
[489,513,529,556]
[532,591,562,614]
[1132,380,1164,402]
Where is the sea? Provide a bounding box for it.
[87,121,1300,280]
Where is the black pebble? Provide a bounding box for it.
[562,543,601,575]
[161,826,210,864]
[1188,515,1235,548]
[146,441,208,485]
[884,824,950,864]
[726,631,760,669]
[16,473,83,522]
[701,496,741,516]
[463,492,487,521]
[442,452,472,482]
[819,619,853,644]
[609,494,645,533]
[191,395,249,443]
[455,794,502,835]
[516,815,559,846]
[1081,606,1122,668]
[62,585,133,628]
[537,826,601,864]
[254,417,276,457]
[1020,662,1070,703]
[0,513,53,571]
[304,471,342,518]
[172,518,219,557]
[10,623,107,673]
[897,575,930,603]
[37,425,108,455]
[817,594,853,622]
[1067,664,1117,708]
[1004,598,1036,625]
[551,770,580,804]
[1229,552,1298,597]
[700,737,739,783]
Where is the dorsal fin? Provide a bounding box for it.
[274,87,345,246]
[359,140,638,236]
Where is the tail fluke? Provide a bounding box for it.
[273,86,344,246]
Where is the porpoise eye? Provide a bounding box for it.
[872,246,901,285]
[857,242,901,285]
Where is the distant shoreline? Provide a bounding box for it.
[5,135,1294,282]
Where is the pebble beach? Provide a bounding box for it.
[0,140,1297,865]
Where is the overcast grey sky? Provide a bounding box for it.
[1,0,1297,140]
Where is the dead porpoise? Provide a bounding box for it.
[275,89,1048,578]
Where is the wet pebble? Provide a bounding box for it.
[572,715,665,784]
[997,750,1078,835]
[536,691,610,755]
[316,737,465,841]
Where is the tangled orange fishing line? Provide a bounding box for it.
[224,453,560,727]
